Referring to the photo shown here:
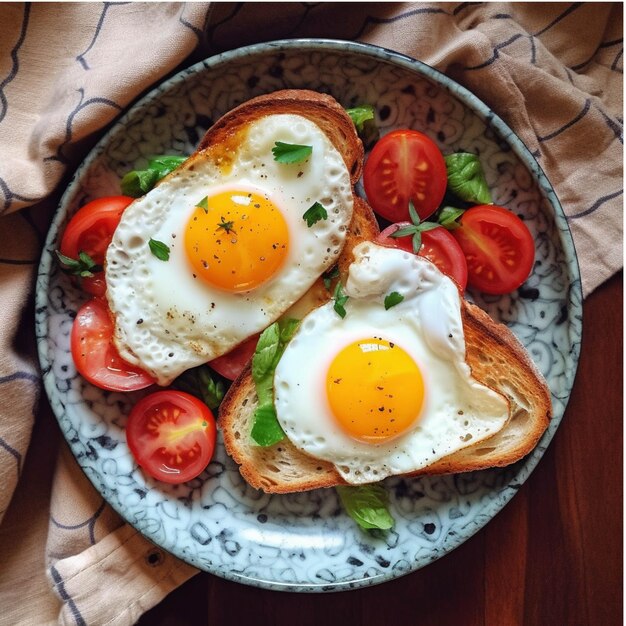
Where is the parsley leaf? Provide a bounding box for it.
[336,484,395,531]
[217,219,235,234]
[333,281,349,319]
[272,142,313,164]
[384,291,404,310]
[149,238,170,261]
[302,202,328,227]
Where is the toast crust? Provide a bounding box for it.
[197,89,364,186]
[220,298,552,493]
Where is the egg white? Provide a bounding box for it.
[273,243,510,485]
[105,114,353,385]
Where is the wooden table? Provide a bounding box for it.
[137,272,623,626]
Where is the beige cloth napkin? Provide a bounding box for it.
[0,3,622,624]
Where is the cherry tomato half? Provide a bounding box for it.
[451,204,535,294]
[363,129,447,222]
[126,390,217,484]
[60,196,133,296]
[377,223,468,291]
[71,297,155,391]
[208,334,259,381]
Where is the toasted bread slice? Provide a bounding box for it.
[220,298,552,493]
[197,89,364,185]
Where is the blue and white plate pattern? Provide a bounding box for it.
[35,40,582,591]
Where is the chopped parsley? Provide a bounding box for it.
[302,201,328,227]
[149,238,170,261]
[384,291,404,310]
[333,281,349,319]
[272,141,312,164]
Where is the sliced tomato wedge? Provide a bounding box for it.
[208,334,259,380]
[363,129,447,222]
[71,297,155,391]
[126,390,217,484]
[451,204,535,294]
[377,223,468,291]
[60,196,133,296]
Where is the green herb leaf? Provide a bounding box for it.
[408,199,421,226]
[345,105,379,148]
[251,404,285,447]
[302,202,328,227]
[149,238,170,261]
[437,205,465,230]
[55,250,102,277]
[171,365,227,410]
[444,152,492,204]
[333,281,349,319]
[250,318,300,447]
[120,155,187,197]
[390,225,419,239]
[217,219,235,234]
[196,196,209,212]
[322,265,340,291]
[336,484,395,531]
[272,142,313,164]
[384,291,404,310]
[346,105,375,133]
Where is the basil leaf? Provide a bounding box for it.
[251,404,285,447]
[384,291,404,310]
[333,281,349,319]
[252,323,281,383]
[336,484,395,531]
[444,153,492,204]
[346,105,375,133]
[121,155,186,197]
[250,318,300,447]
[171,365,227,410]
[437,206,465,230]
[272,142,313,164]
[149,238,170,261]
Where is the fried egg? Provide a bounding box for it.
[273,242,509,484]
[106,114,353,385]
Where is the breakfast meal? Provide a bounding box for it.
[56,89,551,526]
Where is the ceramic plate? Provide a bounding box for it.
[36,40,582,591]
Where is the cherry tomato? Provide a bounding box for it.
[208,334,259,380]
[363,129,447,222]
[126,390,217,484]
[71,297,155,391]
[60,196,133,296]
[451,204,535,294]
[377,223,468,291]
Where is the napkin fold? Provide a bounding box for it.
[0,3,622,624]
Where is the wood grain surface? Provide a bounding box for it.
[137,272,623,626]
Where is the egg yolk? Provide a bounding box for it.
[184,189,289,292]
[326,338,424,443]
